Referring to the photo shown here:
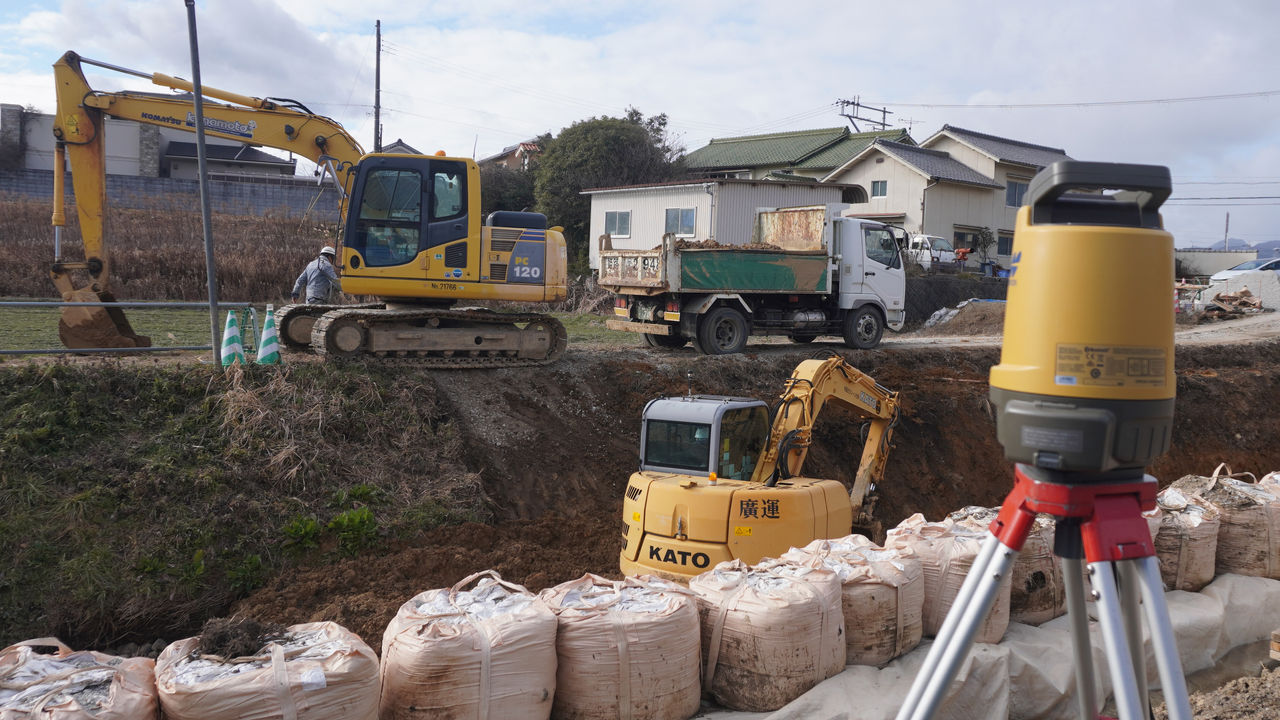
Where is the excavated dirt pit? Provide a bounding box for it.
[233,333,1280,673]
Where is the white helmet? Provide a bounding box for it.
[320,246,336,257]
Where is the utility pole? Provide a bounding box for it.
[1224,211,1229,250]
[374,19,382,152]
[836,97,893,132]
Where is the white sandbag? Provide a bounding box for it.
[886,514,1011,643]
[539,574,700,720]
[949,507,1064,625]
[379,571,556,720]
[0,638,156,720]
[1173,464,1280,579]
[1150,486,1220,591]
[781,537,924,666]
[156,621,378,720]
[690,559,844,712]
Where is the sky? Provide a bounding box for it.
[3,0,1279,249]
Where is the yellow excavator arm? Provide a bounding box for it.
[750,354,900,524]
[49,50,366,348]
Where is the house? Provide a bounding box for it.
[381,138,421,155]
[582,177,854,269]
[824,125,1072,265]
[2,104,296,178]
[478,140,541,170]
[684,126,914,186]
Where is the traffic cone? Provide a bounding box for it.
[255,304,281,365]
[221,310,246,367]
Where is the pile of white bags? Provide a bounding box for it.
[539,574,700,720]
[1173,465,1280,580]
[886,514,1011,643]
[949,507,1064,625]
[155,621,379,720]
[780,536,924,665]
[380,571,556,720]
[690,559,844,712]
[1149,486,1221,591]
[0,638,156,720]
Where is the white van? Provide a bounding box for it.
[908,234,957,270]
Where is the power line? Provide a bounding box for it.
[867,89,1280,110]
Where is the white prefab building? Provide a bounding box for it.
[583,178,852,269]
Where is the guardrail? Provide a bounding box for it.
[0,300,259,356]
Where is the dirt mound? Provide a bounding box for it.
[915,300,1006,336]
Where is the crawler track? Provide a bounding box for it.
[310,306,568,368]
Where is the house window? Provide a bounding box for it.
[1006,180,1029,207]
[665,207,696,237]
[871,180,888,198]
[997,233,1014,256]
[605,210,631,238]
[953,229,979,251]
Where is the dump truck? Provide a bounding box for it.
[598,204,906,354]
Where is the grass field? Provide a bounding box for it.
[0,303,629,355]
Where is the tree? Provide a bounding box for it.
[534,108,682,273]
[975,227,996,263]
[479,164,536,218]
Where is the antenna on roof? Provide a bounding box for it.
[686,371,694,398]
[836,97,892,132]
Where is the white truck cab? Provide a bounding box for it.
[908,234,957,270]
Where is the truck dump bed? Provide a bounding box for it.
[599,237,829,295]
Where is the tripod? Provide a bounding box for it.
[895,464,1193,720]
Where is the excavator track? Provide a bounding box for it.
[276,303,381,350]
[310,307,568,368]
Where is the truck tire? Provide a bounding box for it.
[644,333,687,349]
[843,306,884,349]
[696,306,749,355]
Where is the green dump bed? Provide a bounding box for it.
[598,240,830,295]
[676,248,829,293]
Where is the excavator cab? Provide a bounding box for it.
[639,396,769,481]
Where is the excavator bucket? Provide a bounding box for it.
[58,289,151,349]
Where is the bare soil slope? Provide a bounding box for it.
[233,339,1280,653]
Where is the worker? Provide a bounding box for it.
[291,246,339,304]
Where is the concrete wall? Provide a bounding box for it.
[1176,249,1257,277]
[0,168,340,221]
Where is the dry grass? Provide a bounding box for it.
[0,195,334,302]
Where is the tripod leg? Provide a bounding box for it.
[1135,556,1192,720]
[1089,561,1145,720]
[897,533,1015,720]
[1061,556,1098,720]
[1117,561,1150,718]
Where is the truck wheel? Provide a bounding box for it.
[696,306,749,355]
[843,306,884,349]
[644,333,687,349]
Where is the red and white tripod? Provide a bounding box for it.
[896,464,1192,720]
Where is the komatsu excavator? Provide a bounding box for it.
[619,354,900,581]
[49,51,568,366]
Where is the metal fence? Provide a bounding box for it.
[0,300,258,356]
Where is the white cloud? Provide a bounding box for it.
[1,0,1277,246]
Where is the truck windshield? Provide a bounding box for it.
[644,420,711,472]
[715,406,770,480]
[931,237,955,253]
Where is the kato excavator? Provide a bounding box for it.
[50,51,568,366]
[619,354,900,581]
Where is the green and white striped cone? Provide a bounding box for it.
[220,310,246,367]
[255,305,281,365]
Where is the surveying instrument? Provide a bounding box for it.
[895,161,1192,720]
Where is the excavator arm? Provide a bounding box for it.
[749,354,900,525]
[49,51,365,347]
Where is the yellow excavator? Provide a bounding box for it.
[50,51,568,366]
[620,354,900,581]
